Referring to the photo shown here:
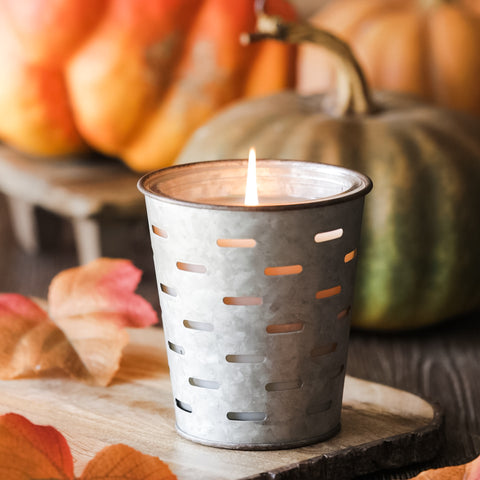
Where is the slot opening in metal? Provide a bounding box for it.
[175,399,192,413]
[314,228,343,243]
[152,225,168,238]
[217,238,256,248]
[223,296,263,306]
[337,307,351,320]
[265,379,302,392]
[168,341,185,355]
[183,320,214,331]
[227,412,266,421]
[264,265,303,276]
[226,354,265,364]
[344,249,357,263]
[311,343,337,358]
[189,378,220,389]
[266,322,304,334]
[315,285,341,299]
[161,284,177,297]
[176,261,207,273]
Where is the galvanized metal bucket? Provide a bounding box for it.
[138,159,372,449]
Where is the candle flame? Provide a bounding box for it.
[244,147,259,206]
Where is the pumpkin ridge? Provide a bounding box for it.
[117,3,208,152]
[412,122,480,314]
[1,0,109,65]
[143,1,207,99]
[427,6,480,112]
[351,120,412,327]
[388,121,447,323]
[179,1,250,95]
[349,4,409,42]
[70,1,208,156]
[317,0,399,39]
[420,123,478,317]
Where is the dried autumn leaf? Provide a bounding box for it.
[0,258,158,385]
[53,313,130,386]
[408,455,480,479]
[0,293,85,380]
[0,413,177,480]
[81,444,177,480]
[0,413,74,479]
[47,258,158,385]
[48,258,158,328]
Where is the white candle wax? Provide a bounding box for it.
[194,194,317,207]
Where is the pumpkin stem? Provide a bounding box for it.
[241,12,376,116]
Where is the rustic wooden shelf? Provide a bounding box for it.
[0,145,145,264]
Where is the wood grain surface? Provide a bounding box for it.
[0,194,479,479]
[0,328,442,480]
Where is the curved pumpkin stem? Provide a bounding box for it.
[241,12,376,116]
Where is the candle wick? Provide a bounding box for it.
[245,148,259,206]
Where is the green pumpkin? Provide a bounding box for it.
[176,12,480,330]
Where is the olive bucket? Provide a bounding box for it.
[138,159,372,449]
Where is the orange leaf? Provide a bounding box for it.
[409,455,480,479]
[48,258,158,328]
[0,413,74,479]
[81,444,177,480]
[52,312,129,386]
[0,294,85,380]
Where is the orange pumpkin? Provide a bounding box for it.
[298,0,480,116]
[0,0,296,171]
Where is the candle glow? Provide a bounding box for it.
[244,147,259,206]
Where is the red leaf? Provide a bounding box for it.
[48,258,158,328]
[0,293,49,322]
[81,444,177,480]
[0,413,74,479]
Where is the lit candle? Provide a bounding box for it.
[194,148,317,207]
[244,147,259,206]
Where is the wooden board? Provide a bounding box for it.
[0,328,443,480]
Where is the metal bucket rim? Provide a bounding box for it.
[138,159,372,211]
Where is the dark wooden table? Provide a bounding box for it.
[0,194,478,480]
